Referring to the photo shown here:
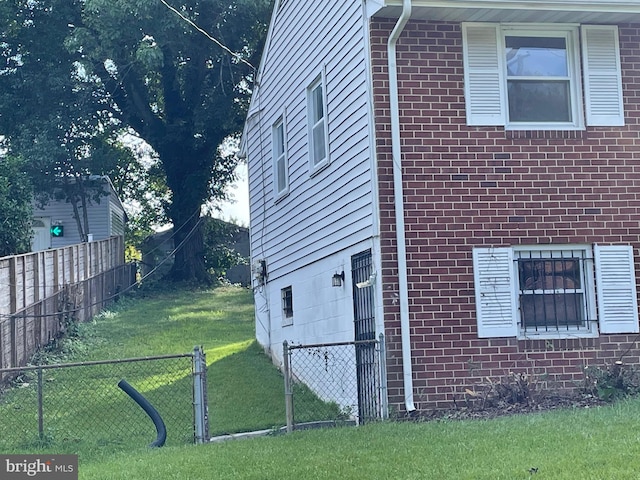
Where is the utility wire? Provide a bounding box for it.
[0,207,202,290]
[159,0,255,70]
[0,215,205,320]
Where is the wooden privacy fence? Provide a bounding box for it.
[0,237,126,317]
[0,237,136,372]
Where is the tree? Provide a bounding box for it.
[0,155,33,257]
[0,0,272,283]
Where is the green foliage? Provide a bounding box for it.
[0,155,33,256]
[582,362,640,401]
[0,0,273,282]
[203,217,248,278]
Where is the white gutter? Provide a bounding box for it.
[387,0,416,413]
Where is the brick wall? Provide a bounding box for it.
[371,19,640,413]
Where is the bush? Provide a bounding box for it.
[582,362,640,401]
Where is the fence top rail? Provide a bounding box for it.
[0,353,194,374]
[287,339,378,351]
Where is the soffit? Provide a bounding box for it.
[369,1,640,23]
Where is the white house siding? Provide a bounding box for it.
[32,185,126,251]
[255,240,377,413]
[246,0,379,356]
[109,196,126,237]
[34,198,109,249]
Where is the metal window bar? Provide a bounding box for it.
[516,249,593,334]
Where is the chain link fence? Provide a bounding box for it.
[0,348,208,453]
[283,335,387,432]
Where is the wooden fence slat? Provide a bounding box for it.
[0,238,131,371]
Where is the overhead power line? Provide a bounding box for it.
[159,0,256,70]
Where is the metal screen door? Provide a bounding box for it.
[351,249,379,423]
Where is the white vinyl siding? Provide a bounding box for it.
[245,0,375,282]
[474,245,639,338]
[463,23,623,129]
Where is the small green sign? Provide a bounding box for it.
[50,225,64,237]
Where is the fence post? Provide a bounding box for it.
[37,367,44,439]
[283,341,293,433]
[192,346,209,444]
[378,333,389,419]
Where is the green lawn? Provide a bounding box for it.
[5,285,640,479]
[81,397,640,479]
[0,286,286,459]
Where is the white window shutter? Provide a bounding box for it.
[582,25,624,127]
[473,247,518,338]
[595,245,639,334]
[462,23,506,126]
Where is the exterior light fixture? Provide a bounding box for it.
[332,271,345,287]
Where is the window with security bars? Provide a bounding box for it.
[282,286,293,325]
[515,249,594,334]
[472,244,639,339]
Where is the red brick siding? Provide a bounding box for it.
[371,19,640,413]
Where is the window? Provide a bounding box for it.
[272,117,288,197]
[505,32,576,125]
[515,248,595,336]
[282,286,293,325]
[473,245,638,339]
[462,23,624,129]
[307,76,329,171]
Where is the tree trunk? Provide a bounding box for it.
[168,208,210,284]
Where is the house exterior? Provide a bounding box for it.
[32,176,126,251]
[242,0,640,416]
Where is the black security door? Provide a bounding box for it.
[351,249,379,423]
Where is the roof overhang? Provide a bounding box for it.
[367,0,640,24]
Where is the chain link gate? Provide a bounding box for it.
[0,346,209,451]
[283,335,387,432]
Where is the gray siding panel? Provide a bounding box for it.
[247,0,374,280]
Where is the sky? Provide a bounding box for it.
[213,162,249,226]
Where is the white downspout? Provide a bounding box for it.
[387,0,416,412]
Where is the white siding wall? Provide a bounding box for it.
[257,241,380,360]
[246,1,377,355]
[33,195,114,249]
[247,0,374,281]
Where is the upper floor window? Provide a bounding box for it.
[462,23,624,129]
[307,75,329,172]
[473,245,639,339]
[272,117,288,197]
[505,31,577,126]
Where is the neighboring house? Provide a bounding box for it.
[242,0,640,417]
[32,176,126,251]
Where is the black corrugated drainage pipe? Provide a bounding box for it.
[118,379,167,447]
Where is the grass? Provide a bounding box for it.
[80,396,640,479]
[5,285,640,479]
[0,286,287,459]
